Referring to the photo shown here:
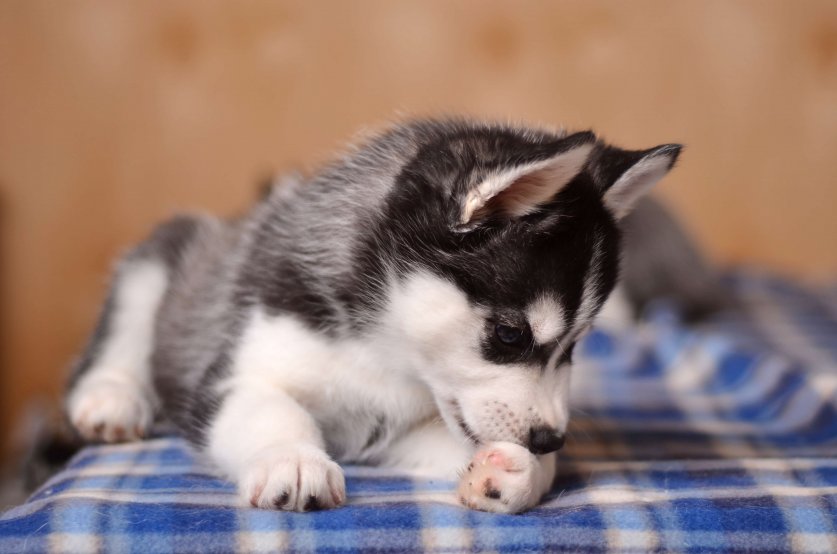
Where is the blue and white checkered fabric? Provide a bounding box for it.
[2,271,837,553]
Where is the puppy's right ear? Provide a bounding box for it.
[456,131,596,230]
[594,143,682,220]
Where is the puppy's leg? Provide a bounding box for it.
[378,420,473,478]
[66,259,168,442]
[67,216,201,442]
[458,443,556,514]
[381,422,556,513]
[207,383,345,511]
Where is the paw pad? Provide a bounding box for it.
[457,442,545,514]
[483,478,501,499]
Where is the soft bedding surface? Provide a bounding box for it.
[2,272,836,553]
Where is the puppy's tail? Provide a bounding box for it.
[619,196,735,322]
[2,401,84,501]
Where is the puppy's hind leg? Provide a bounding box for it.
[66,216,198,442]
[66,259,166,442]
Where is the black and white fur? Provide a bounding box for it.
[66,118,681,513]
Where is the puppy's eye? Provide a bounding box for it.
[494,324,525,346]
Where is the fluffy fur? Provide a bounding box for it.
[66,118,681,513]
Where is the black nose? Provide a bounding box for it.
[528,426,565,454]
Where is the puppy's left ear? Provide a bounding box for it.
[597,144,682,220]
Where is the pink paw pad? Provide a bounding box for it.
[473,448,516,471]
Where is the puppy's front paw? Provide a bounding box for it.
[458,442,548,514]
[68,376,153,443]
[242,444,346,511]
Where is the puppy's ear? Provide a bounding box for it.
[457,131,596,228]
[596,144,682,220]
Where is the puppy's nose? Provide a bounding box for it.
[527,426,565,454]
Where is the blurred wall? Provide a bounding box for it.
[1,0,836,454]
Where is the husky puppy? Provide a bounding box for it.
[66,118,681,513]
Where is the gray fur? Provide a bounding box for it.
[134,122,434,440]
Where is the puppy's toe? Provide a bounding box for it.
[242,444,346,512]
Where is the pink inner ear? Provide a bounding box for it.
[461,142,594,226]
[476,170,557,221]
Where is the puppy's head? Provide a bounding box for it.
[377,119,681,453]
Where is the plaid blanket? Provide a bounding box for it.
[2,271,836,553]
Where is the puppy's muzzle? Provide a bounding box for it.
[527,426,565,454]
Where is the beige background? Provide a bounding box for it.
[1,0,836,456]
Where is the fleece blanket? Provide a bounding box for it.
[2,271,836,553]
